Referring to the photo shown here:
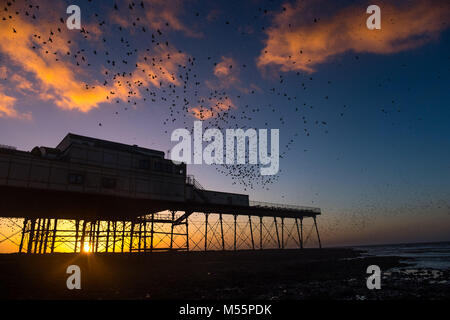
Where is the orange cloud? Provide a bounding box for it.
[0,15,117,112]
[111,0,201,37]
[257,0,450,73]
[10,74,38,94]
[0,66,7,79]
[214,57,235,78]
[134,46,188,87]
[206,56,240,89]
[206,56,260,95]
[0,88,31,120]
[189,96,236,120]
[0,92,17,118]
[0,12,187,113]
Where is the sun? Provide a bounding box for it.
[83,243,91,253]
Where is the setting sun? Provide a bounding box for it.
[83,243,91,253]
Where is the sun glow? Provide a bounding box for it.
[83,243,91,253]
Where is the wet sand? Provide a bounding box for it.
[0,248,448,300]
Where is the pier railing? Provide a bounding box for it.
[249,200,321,213]
[186,175,204,190]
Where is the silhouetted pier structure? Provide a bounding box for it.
[0,134,321,253]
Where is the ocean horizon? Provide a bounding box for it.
[353,241,450,270]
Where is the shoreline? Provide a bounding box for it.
[0,248,448,300]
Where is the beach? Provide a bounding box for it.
[0,245,448,300]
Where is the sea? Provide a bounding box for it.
[354,241,450,270]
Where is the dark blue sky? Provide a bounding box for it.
[0,0,449,246]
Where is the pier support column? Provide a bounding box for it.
[138,221,142,253]
[113,221,117,253]
[27,219,36,254]
[33,218,41,254]
[79,220,86,253]
[106,221,110,253]
[143,220,147,253]
[19,218,28,254]
[170,211,175,251]
[274,217,281,249]
[95,221,101,253]
[204,213,209,251]
[74,220,80,253]
[37,219,45,254]
[129,221,135,253]
[88,221,94,252]
[249,216,255,250]
[259,216,263,250]
[121,221,126,253]
[313,216,322,249]
[233,215,237,251]
[219,214,225,251]
[51,219,58,253]
[281,218,285,249]
[300,217,304,249]
[150,214,154,252]
[295,218,302,249]
[42,219,51,254]
[185,216,189,252]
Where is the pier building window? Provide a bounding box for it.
[139,159,150,169]
[154,161,162,171]
[101,177,117,189]
[68,173,84,185]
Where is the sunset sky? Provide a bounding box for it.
[0,0,449,250]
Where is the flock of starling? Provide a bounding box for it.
[0,0,449,247]
[0,0,438,193]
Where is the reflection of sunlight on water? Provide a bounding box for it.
[357,242,450,270]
